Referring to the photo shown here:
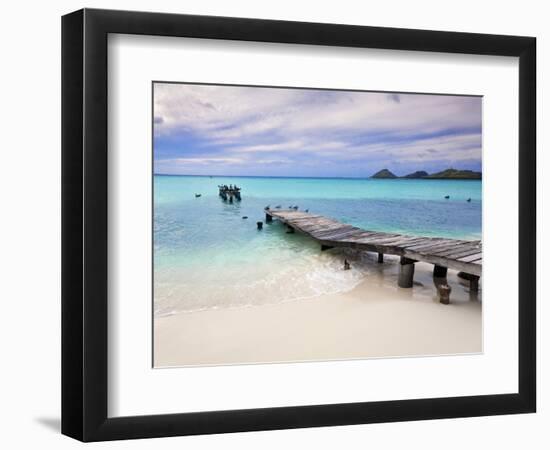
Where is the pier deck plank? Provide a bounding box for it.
[266,209,481,277]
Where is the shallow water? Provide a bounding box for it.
[154,175,481,315]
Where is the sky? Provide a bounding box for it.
[153,83,482,178]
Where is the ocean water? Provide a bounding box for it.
[154,175,482,315]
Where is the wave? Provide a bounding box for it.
[154,248,377,317]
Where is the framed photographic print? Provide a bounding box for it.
[62,8,536,441]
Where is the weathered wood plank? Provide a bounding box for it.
[351,232,403,244]
[313,226,353,237]
[341,231,387,242]
[437,246,482,259]
[458,253,483,263]
[407,240,472,254]
[403,239,454,251]
[367,236,424,246]
[315,229,364,242]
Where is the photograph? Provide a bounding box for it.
[152,82,483,367]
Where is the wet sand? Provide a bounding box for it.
[154,258,482,367]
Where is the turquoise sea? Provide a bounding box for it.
[154,175,482,315]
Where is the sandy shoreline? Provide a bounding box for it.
[154,258,482,367]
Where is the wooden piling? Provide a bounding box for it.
[458,271,480,293]
[378,253,384,263]
[470,275,480,292]
[257,222,263,230]
[398,257,415,288]
[265,213,272,223]
[433,265,448,278]
[437,284,451,304]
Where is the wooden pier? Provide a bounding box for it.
[218,185,241,202]
[265,209,481,303]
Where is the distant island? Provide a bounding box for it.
[424,169,482,179]
[371,168,481,180]
[370,169,397,179]
[403,170,429,179]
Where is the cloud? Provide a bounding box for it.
[387,93,401,103]
[153,82,481,176]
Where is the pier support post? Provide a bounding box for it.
[378,253,384,263]
[457,272,480,293]
[433,265,448,278]
[437,284,451,304]
[286,226,295,234]
[398,257,415,288]
[265,213,272,223]
[470,275,480,292]
[257,222,263,230]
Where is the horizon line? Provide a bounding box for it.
[154,172,482,180]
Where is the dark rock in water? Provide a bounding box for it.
[256,221,263,230]
[264,205,270,210]
[467,198,472,202]
[444,195,450,199]
[242,216,248,219]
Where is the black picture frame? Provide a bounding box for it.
[62,8,536,442]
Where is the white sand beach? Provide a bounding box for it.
[154,258,482,367]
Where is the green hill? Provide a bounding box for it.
[425,169,481,179]
[371,169,397,179]
[403,170,429,179]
